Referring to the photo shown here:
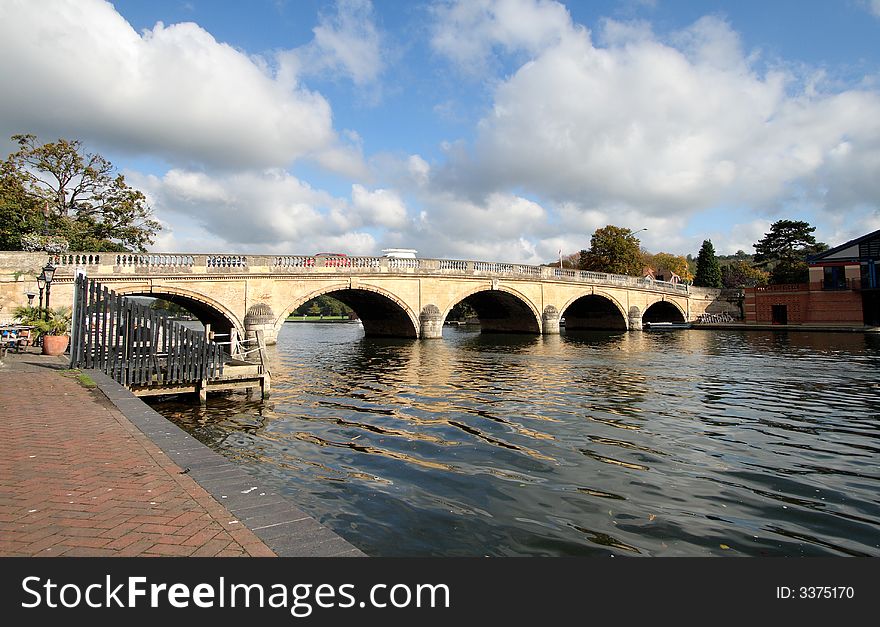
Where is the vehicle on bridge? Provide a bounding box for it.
[382,248,418,259]
[314,253,350,267]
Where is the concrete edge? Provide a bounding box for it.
[692,323,880,333]
[83,369,366,558]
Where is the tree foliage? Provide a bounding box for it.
[1,134,160,251]
[753,219,827,285]
[447,301,478,321]
[646,252,692,282]
[293,295,353,317]
[720,259,769,288]
[694,239,722,288]
[0,159,43,249]
[580,225,645,276]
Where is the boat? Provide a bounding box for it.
[644,321,692,330]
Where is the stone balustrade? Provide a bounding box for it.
[37,252,692,294]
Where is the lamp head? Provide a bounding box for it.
[42,262,56,284]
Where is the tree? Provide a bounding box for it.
[720,259,769,288]
[646,252,693,282]
[580,225,645,276]
[753,219,827,285]
[0,159,43,249]
[1,134,160,251]
[448,301,477,321]
[694,239,722,288]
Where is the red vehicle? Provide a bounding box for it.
[314,252,351,267]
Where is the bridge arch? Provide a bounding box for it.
[559,292,629,331]
[277,282,419,338]
[442,285,542,334]
[642,298,687,324]
[114,285,242,338]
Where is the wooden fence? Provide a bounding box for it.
[70,275,225,387]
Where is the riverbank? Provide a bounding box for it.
[0,349,363,557]
[693,322,880,333]
[286,316,359,323]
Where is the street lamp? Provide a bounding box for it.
[37,272,46,314]
[26,292,36,308]
[631,227,648,236]
[41,262,56,321]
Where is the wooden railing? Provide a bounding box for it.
[70,275,226,388]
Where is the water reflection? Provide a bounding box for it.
[149,325,880,557]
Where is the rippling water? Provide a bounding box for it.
[149,324,880,557]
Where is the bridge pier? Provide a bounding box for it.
[419,304,444,339]
[542,305,561,335]
[244,303,277,345]
[628,306,643,331]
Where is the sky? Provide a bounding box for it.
[1,0,879,263]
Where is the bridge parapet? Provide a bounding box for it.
[31,252,698,295]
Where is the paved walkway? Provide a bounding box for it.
[0,351,276,557]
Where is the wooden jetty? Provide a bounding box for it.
[70,275,269,402]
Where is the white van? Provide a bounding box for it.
[381,248,417,259]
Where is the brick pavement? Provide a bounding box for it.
[0,353,276,557]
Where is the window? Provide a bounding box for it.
[823,266,847,290]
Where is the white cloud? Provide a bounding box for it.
[431,0,572,74]
[0,0,361,172]
[429,5,880,240]
[867,1,880,18]
[351,184,409,229]
[312,0,384,85]
[133,169,342,247]
[284,0,384,91]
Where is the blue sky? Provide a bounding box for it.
[1,0,879,262]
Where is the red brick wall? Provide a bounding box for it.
[806,290,863,323]
[744,285,864,324]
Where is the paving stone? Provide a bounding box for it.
[1,353,362,559]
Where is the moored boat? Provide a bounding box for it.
[644,321,692,330]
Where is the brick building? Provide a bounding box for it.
[744,228,880,327]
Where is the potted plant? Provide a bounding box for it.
[11,305,45,349]
[35,306,72,356]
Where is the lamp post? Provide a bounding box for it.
[37,272,46,314]
[632,227,648,237]
[41,262,56,321]
[26,292,36,308]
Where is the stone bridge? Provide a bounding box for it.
[0,252,734,344]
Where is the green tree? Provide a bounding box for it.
[0,159,43,249]
[448,301,477,321]
[720,259,769,288]
[294,295,353,317]
[580,225,645,276]
[2,134,160,251]
[753,219,827,285]
[694,239,722,288]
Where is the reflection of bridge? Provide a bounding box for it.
[1,252,732,344]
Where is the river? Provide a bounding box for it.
[148,323,880,557]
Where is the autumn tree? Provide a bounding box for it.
[720,259,769,288]
[694,239,722,288]
[1,134,160,251]
[753,219,827,285]
[646,252,693,282]
[580,225,645,276]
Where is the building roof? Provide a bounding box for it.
[808,228,880,263]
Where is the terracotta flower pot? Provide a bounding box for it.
[42,334,70,356]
